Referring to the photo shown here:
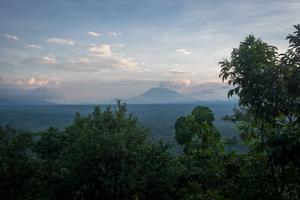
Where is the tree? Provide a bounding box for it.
[175,106,231,199]
[219,25,300,199]
[0,125,36,200]
[33,101,177,200]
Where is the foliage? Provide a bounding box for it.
[1,102,177,200]
[0,126,35,200]
[175,106,234,199]
[219,24,300,199]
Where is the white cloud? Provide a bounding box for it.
[87,31,101,37]
[176,48,191,55]
[77,56,92,64]
[47,38,74,45]
[173,79,192,86]
[88,44,112,56]
[115,57,138,71]
[26,44,42,49]
[159,79,193,94]
[109,32,122,36]
[0,76,62,88]
[22,55,57,65]
[4,34,19,40]
[41,56,57,64]
[26,77,49,87]
[86,44,137,70]
[65,55,138,72]
[160,79,192,88]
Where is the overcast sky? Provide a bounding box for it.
[0,0,299,103]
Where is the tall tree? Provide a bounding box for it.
[219,25,300,199]
[175,106,230,199]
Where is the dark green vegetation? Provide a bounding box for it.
[1,25,299,199]
[0,101,238,148]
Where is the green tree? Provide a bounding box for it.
[219,25,300,199]
[0,125,36,200]
[33,101,176,200]
[175,106,231,199]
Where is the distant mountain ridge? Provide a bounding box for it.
[127,87,195,104]
[0,98,54,105]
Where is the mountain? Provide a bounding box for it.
[161,82,233,101]
[0,85,56,105]
[127,87,195,104]
[0,98,54,106]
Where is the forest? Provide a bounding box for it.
[0,25,299,200]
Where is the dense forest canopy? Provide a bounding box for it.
[1,25,299,200]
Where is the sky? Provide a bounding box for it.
[0,0,299,103]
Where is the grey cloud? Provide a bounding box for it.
[0,85,59,103]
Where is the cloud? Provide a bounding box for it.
[160,79,192,88]
[85,44,137,71]
[176,48,191,55]
[26,44,42,49]
[0,76,61,88]
[4,34,19,40]
[109,32,122,36]
[0,85,59,102]
[114,57,137,71]
[47,38,74,45]
[159,79,193,94]
[87,31,101,37]
[22,55,57,65]
[64,55,138,72]
[169,69,196,75]
[19,43,137,72]
[41,56,57,64]
[77,56,91,64]
[175,79,192,86]
[26,77,49,87]
[88,44,112,56]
